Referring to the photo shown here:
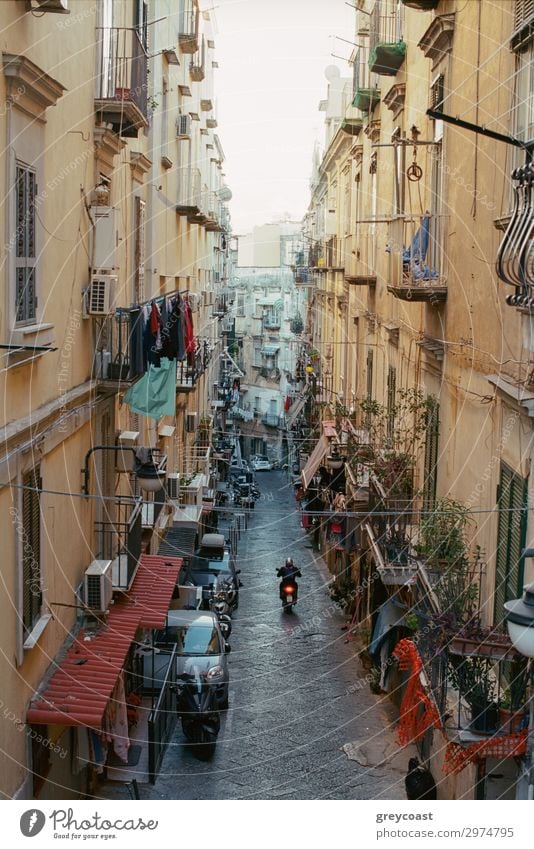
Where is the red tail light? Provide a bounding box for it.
[284,585,296,593]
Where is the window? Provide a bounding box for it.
[22,466,42,638]
[366,349,374,403]
[430,73,444,142]
[253,345,262,367]
[494,463,528,627]
[511,2,534,169]
[15,164,37,325]
[422,399,439,512]
[236,292,245,316]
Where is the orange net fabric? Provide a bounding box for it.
[392,639,442,745]
[443,731,527,775]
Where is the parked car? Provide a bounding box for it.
[185,534,242,610]
[154,609,230,711]
[251,457,273,471]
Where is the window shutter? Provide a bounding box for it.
[422,400,439,512]
[494,464,528,627]
[512,0,534,50]
[386,365,396,444]
[134,197,145,303]
[22,466,41,636]
[430,74,444,111]
[366,349,373,402]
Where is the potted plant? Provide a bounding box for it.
[417,497,470,571]
[499,659,530,733]
[448,655,499,735]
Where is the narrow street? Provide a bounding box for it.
[102,472,410,801]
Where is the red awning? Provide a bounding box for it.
[27,555,182,728]
[127,554,182,628]
[26,604,141,728]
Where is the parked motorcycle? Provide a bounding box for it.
[176,668,221,759]
[208,589,233,638]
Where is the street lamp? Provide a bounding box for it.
[504,569,534,800]
[326,443,345,472]
[82,446,166,496]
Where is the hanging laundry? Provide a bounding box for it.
[123,357,177,419]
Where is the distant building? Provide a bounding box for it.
[227,223,307,461]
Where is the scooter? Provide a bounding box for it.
[279,578,298,613]
[208,589,233,639]
[176,668,221,759]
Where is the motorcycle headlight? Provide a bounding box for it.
[207,665,224,680]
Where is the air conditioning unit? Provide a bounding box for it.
[87,274,116,315]
[33,0,69,12]
[176,114,191,139]
[84,560,113,613]
[166,472,180,500]
[185,412,197,433]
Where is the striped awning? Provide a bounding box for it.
[26,555,182,728]
[301,434,330,489]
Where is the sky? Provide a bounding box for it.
[208,0,354,234]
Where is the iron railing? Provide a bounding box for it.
[94,495,143,588]
[147,645,178,782]
[95,27,148,127]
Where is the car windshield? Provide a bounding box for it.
[160,623,221,655]
[190,555,229,573]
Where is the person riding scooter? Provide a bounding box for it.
[276,558,302,602]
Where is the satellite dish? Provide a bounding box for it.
[218,185,232,202]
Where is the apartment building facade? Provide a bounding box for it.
[298,0,534,799]
[0,0,230,799]
[229,222,307,461]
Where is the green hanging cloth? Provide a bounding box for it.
[123,358,177,419]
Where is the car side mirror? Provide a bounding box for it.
[225,643,231,653]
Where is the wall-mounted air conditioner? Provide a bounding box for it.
[166,472,180,500]
[84,560,113,613]
[33,0,69,12]
[185,412,197,433]
[87,274,116,315]
[176,114,191,139]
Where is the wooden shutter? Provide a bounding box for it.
[494,463,528,627]
[386,365,396,445]
[22,466,41,636]
[134,197,145,303]
[422,400,439,512]
[512,0,534,50]
[366,349,373,402]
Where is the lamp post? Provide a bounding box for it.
[82,446,166,496]
[504,575,534,800]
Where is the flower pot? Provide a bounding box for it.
[470,702,499,735]
[498,707,529,734]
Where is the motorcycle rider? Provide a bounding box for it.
[276,558,302,600]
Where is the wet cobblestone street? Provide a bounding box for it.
[100,472,410,800]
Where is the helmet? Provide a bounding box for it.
[285,558,293,566]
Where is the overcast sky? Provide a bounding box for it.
[209,0,353,234]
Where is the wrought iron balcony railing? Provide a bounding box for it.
[95,27,148,138]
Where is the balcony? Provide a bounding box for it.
[176,346,205,392]
[95,27,148,138]
[176,167,201,217]
[352,47,380,113]
[401,0,439,9]
[386,216,447,303]
[262,413,283,428]
[345,226,377,285]
[179,0,200,54]
[188,187,210,224]
[204,192,223,232]
[94,495,143,590]
[369,0,406,76]
[308,240,344,272]
[263,316,281,330]
[212,295,228,317]
[189,36,205,82]
[92,311,136,388]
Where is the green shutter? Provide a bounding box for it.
[22,466,41,635]
[494,463,528,627]
[366,350,373,402]
[386,365,396,445]
[423,400,439,512]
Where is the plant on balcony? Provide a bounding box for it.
[290,315,304,335]
[447,655,499,734]
[417,497,470,570]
